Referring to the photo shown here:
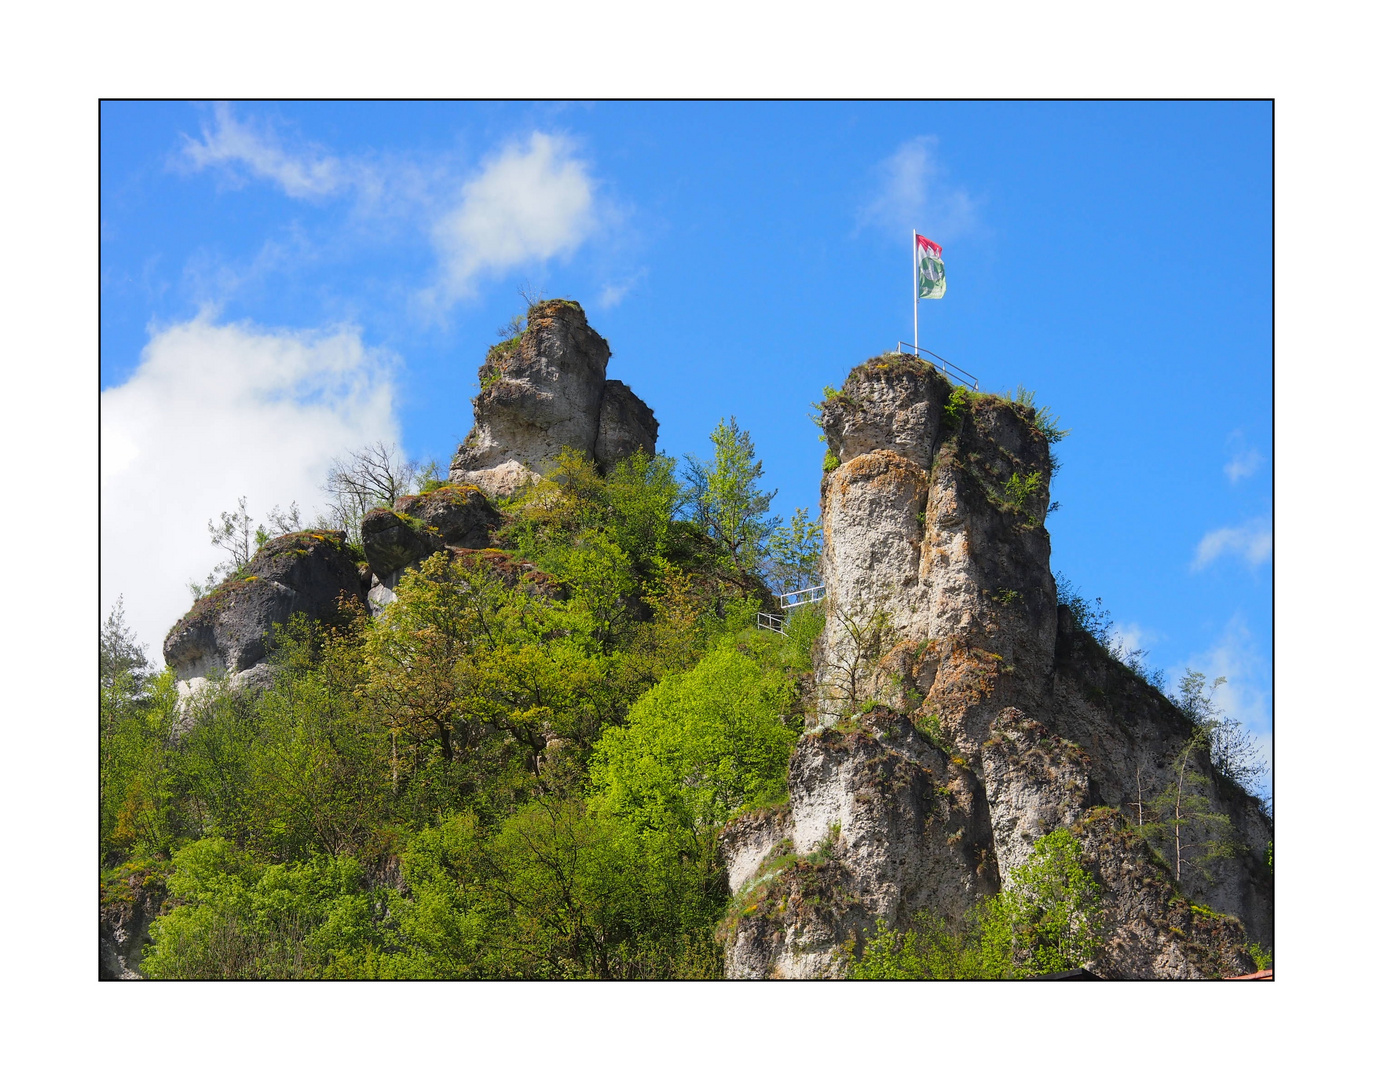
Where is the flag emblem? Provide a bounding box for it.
[917,234,946,299]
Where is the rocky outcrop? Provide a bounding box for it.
[594,379,659,471]
[99,861,169,980]
[163,530,367,691]
[450,300,657,497]
[359,483,502,610]
[720,353,1273,978]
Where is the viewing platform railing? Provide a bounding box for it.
[896,342,980,391]
[756,584,827,634]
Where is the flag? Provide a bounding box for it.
[917,234,946,299]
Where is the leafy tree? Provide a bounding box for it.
[100,596,149,693]
[141,838,383,979]
[995,830,1104,975]
[1141,729,1240,883]
[685,417,779,579]
[765,507,822,595]
[590,643,799,848]
[1171,668,1266,796]
[384,799,723,979]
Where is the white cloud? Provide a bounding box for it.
[100,314,400,661]
[178,107,604,314]
[859,136,979,239]
[179,102,352,198]
[427,133,597,304]
[1108,621,1152,656]
[1223,430,1264,483]
[1192,518,1273,570]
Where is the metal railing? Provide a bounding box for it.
[756,583,827,634]
[896,342,980,390]
[778,584,826,609]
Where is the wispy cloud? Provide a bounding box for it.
[100,314,400,659]
[1108,621,1153,657]
[1223,429,1264,483]
[176,106,604,312]
[597,270,644,310]
[426,133,597,304]
[1192,518,1273,571]
[858,136,979,240]
[178,103,355,199]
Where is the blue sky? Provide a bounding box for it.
[100,100,1272,786]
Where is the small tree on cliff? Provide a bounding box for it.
[684,417,779,581]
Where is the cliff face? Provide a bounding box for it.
[450,299,658,497]
[720,354,1272,979]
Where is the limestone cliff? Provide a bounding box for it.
[450,299,658,497]
[720,354,1272,979]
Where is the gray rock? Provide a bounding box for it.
[594,378,659,471]
[163,529,366,684]
[721,352,1273,978]
[394,484,501,549]
[360,509,438,581]
[450,299,657,496]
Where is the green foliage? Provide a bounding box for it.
[765,507,822,594]
[1003,470,1043,513]
[685,417,780,578]
[1007,385,1070,444]
[943,385,972,429]
[590,644,800,843]
[106,407,813,980]
[1246,941,1273,971]
[851,911,1011,980]
[851,829,1103,979]
[1055,573,1166,691]
[996,830,1104,975]
[388,800,723,979]
[1140,728,1241,883]
[1171,669,1266,798]
[913,711,953,755]
[100,596,149,694]
[141,838,383,979]
[822,450,841,472]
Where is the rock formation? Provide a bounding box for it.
[450,299,658,497]
[163,529,367,694]
[359,483,502,611]
[162,300,647,690]
[720,354,1273,979]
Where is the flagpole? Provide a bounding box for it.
[912,229,919,354]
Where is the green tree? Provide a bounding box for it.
[142,838,382,979]
[685,417,779,579]
[994,830,1104,975]
[765,507,822,595]
[590,643,799,849]
[1171,668,1266,797]
[1142,729,1240,883]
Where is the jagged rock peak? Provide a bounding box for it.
[450,299,658,498]
[719,352,1273,979]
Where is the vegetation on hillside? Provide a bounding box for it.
[100,421,825,979]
